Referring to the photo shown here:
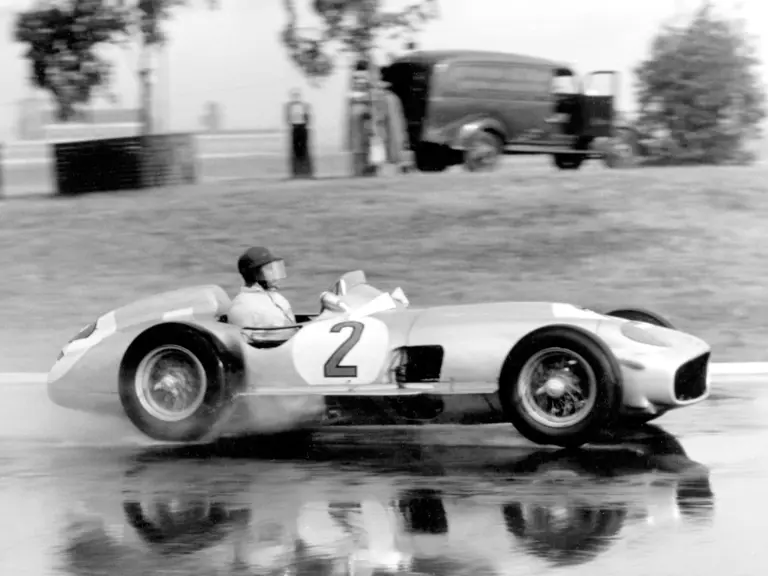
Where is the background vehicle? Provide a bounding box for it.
[381,49,641,172]
[47,271,710,448]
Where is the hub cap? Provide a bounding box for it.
[468,140,499,170]
[517,347,597,428]
[135,345,207,422]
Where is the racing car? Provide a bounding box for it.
[47,270,711,448]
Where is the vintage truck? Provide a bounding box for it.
[380,49,640,172]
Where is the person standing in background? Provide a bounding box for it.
[372,76,412,174]
[284,89,314,179]
[346,60,375,177]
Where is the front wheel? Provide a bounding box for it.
[552,153,585,170]
[119,325,238,442]
[499,327,622,448]
[414,144,448,172]
[603,128,640,168]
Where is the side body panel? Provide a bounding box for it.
[110,285,232,329]
[424,58,556,148]
[49,285,235,396]
[47,318,246,417]
[241,307,423,391]
[405,302,600,388]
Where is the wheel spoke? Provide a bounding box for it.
[517,347,597,429]
[135,345,207,422]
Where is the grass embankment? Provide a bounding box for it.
[1,162,767,371]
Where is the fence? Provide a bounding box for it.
[0,129,328,198]
[53,133,198,195]
[0,130,356,198]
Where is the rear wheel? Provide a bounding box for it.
[119,325,239,442]
[499,326,622,448]
[464,131,503,172]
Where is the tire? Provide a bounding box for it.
[414,144,448,172]
[463,131,502,172]
[502,501,626,563]
[498,326,623,448]
[604,308,675,329]
[552,153,585,170]
[119,324,242,443]
[123,499,248,555]
[603,128,640,168]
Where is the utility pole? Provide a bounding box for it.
[138,34,154,135]
[137,0,157,136]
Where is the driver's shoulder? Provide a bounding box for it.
[269,289,293,308]
[231,287,268,304]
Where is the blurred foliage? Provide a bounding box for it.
[13,0,217,122]
[634,1,766,165]
[14,1,129,121]
[281,0,439,80]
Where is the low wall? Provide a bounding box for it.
[53,133,198,195]
[0,130,292,198]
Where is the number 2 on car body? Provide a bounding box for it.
[323,321,364,378]
[290,316,390,386]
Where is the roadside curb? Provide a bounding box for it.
[0,373,47,384]
[709,362,768,375]
[2,362,768,386]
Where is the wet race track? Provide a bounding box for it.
[2,376,768,576]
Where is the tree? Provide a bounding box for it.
[281,0,439,82]
[14,1,130,121]
[634,1,766,164]
[119,1,218,134]
[14,0,217,130]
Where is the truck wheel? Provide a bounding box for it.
[464,131,502,172]
[604,308,675,329]
[415,144,448,172]
[603,128,639,168]
[119,325,240,442]
[552,154,585,170]
[499,326,622,448]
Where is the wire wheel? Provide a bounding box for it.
[135,345,208,422]
[465,132,501,171]
[517,347,597,429]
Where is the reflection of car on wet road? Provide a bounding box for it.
[61,426,713,574]
[48,270,711,448]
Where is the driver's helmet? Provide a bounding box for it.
[238,246,286,288]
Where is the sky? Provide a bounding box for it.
[0,0,766,146]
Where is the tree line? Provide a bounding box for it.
[12,0,766,165]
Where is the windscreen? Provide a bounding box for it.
[260,259,286,283]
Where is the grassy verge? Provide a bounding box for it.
[2,162,768,371]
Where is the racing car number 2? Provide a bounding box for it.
[291,316,390,386]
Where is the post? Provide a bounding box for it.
[138,36,153,136]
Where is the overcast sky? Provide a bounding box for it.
[0,0,766,144]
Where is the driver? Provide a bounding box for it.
[228,246,297,340]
